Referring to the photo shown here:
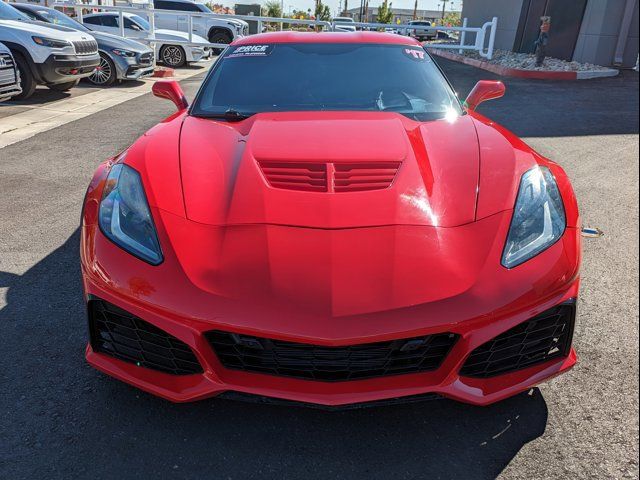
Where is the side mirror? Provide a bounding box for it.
[152,81,188,111]
[464,80,505,111]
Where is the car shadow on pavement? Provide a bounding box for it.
[0,230,548,480]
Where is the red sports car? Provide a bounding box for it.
[81,32,581,407]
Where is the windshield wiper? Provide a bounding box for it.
[196,108,255,122]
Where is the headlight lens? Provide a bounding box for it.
[112,48,136,57]
[502,166,566,268]
[32,36,71,49]
[99,163,163,265]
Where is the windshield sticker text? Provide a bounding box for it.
[228,45,274,58]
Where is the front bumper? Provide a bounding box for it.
[36,53,100,84]
[81,164,581,406]
[112,51,155,81]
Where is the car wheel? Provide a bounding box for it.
[87,53,117,87]
[47,80,80,92]
[160,45,186,68]
[208,31,232,55]
[12,52,37,100]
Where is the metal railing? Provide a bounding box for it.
[332,17,498,59]
[51,3,497,61]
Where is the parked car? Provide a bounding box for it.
[151,0,247,50]
[80,33,582,407]
[12,3,154,86]
[82,11,211,67]
[332,17,356,32]
[0,41,21,100]
[0,1,99,99]
[407,20,437,41]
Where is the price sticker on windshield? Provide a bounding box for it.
[402,47,429,62]
[227,45,274,58]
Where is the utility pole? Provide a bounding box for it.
[441,0,448,19]
[412,0,417,20]
[344,0,348,16]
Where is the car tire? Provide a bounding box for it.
[160,45,186,68]
[208,31,232,55]
[87,53,117,87]
[47,80,80,92]
[12,52,37,100]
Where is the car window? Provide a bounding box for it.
[101,15,119,27]
[129,15,151,30]
[0,1,31,20]
[18,9,39,20]
[83,16,101,25]
[192,43,462,122]
[158,1,201,11]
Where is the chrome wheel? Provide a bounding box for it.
[161,45,185,67]
[89,55,115,86]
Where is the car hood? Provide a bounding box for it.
[177,112,480,228]
[90,31,151,52]
[153,29,208,44]
[1,19,94,40]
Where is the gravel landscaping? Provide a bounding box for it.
[436,47,611,72]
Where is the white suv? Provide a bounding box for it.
[151,0,247,49]
[0,1,99,99]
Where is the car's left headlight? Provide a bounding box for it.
[99,163,163,265]
[502,166,566,268]
[112,48,136,57]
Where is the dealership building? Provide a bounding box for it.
[462,0,639,67]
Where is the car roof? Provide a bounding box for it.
[85,12,135,17]
[234,32,421,46]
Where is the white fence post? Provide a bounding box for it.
[486,16,498,60]
[458,17,467,54]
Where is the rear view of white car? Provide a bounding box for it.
[82,12,211,67]
[332,17,356,32]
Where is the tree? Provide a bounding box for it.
[377,0,393,24]
[314,0,331,21]
[263,0,283,18]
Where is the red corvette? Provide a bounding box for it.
[80,32,581,407]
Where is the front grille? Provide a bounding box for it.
[88,299,203,375]
[138,52,154,65]
[460,302,576,378]
[0,54,17,87]
[259,161,401,193]
[218,391,443,410]
[206,331,458,382]
[73,39,98,56]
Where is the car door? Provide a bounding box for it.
[153,0,178,31]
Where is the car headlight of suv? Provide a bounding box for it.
[99,163,163,265]
[502,166,566,268]
[32,36,71,49]
[112,48,136,57]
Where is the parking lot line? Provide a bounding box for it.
[0,62,212,150]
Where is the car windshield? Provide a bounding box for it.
[34,8,89,31]
[129,15,150,30]
[191,43,462,121]
[0,1,30,21]
[334,18,354,23]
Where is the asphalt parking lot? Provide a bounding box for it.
[0,58,638,479]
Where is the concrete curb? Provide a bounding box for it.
[427,49,619,80]
[153,67,176,78]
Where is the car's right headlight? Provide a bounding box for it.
[502,166,566,268]
[99,163,163,265]
[32,36,71,49]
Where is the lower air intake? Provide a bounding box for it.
[460,301,576,378]
[206,331,458,382]
[88,298,202,375]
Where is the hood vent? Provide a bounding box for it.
[259,161,401,193]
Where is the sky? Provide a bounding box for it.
[226,0,462,16]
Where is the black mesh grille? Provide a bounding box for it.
[206,331,458,382]
[459,302,576,378]
[89,299,202,375]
